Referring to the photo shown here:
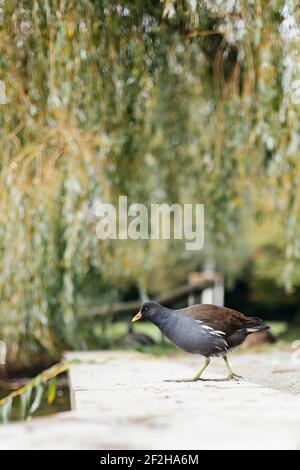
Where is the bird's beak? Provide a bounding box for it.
[132,311,142,322]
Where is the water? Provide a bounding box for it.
[0,375,71,422]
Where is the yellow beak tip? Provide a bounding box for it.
[132,312,142,322]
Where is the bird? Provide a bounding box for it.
[132,300,270,382]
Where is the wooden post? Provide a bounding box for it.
[188,272,224,306]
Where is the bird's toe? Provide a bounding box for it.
[226,373,243,381]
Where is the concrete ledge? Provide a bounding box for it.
[0,351,300,449]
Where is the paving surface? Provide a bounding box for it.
[0,350,300,450]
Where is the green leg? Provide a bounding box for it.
[164,357,210,383]
[193,357,210,380]
[223,355,242,381]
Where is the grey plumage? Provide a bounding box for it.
[132,300,270,381]
[150,308,228,357]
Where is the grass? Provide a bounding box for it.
[278,325,300,342]
[266,321,287,337]
[94,319,177,355]
[266,321,300,342]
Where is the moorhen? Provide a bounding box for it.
[132,301,269,381]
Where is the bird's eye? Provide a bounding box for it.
[144,307,148,311]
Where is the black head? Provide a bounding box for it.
[132,301,162,322]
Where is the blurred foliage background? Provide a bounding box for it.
[1,0,300,366]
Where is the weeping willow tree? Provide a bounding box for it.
[1,0,300,365]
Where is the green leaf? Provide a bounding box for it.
[47,378,57,405]
[18,388,32,420]
[29,384,44,415]
[0,397,13,424]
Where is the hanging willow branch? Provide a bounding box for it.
[0,362,70,424]
[1,0,300,367]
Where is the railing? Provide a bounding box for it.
[79,272,224,320]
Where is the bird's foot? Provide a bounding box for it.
[164,377,204,383]
[225,373,243,381]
